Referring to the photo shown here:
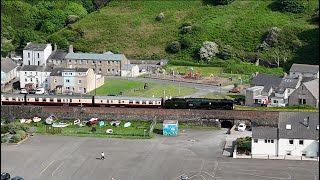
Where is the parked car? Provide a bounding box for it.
[11,56,22,61]
[20,89,28,94]
[237,122,246,132]
[35,88,45,95]
[1,172,10,180]
[228,87,241,93]
[10,176,24,180]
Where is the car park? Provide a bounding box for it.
[10,176,24,180]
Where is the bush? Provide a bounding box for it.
[156,12,164,21]
[27,127,37,134]
[264,27,281,47]
[276,0,307,13]
[199,41,219,62]
[213,0,235,5]
[67,15,80,24]
[180,26,192,34]
[16,130,27,139]
[6,122,30,134]
[11,134,22,143]
[218,45,235,60]
[166,41,181,53]
[1,125,9,134]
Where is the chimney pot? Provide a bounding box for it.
[69,45,74,53]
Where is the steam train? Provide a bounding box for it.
[1,93,235,110]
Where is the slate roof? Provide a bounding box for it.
[290,64,319,74]
[23,43,49,51]
[303,79,319,100]
[251,73,282,93]
[50,68,89,76]
[19,65,52,72]
[1,58,18,73]
[276,76,301,93]
[279,112,319,140]
[252,126,278,139]
[48,49,67,60]
[65,52,126,61]
[121,64,136,70]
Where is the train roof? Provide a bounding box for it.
[94,96,162,101]
[1,93,93,99]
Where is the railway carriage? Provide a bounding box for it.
[93,96,162,108]
[1,94,26,105]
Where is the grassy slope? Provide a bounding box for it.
[88,79,145,95]
[55,0,318,64]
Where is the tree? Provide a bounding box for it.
[166,41,181,53]
[213,0,235,5]
[276,0,308,13]
[264,27,281,47]
[65,2,88,18]
[199,41,219,62]
[14,29,41,49]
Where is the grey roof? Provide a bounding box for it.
[50,68,89,76]
[23,43,49,51]
[251,73,282,93]
[163,120,178,124]
[279,112,319,140]
[65,52,126,61]
[48,49,67,60]
[303,79,319,100]
[301,77,316,83]
[252,126,278,139]
[276,76,301,93]
[94,96,162,101]
[290,64,319,73]
[19,65,52,72]
[1,58,18,73]
[121,64,136,70]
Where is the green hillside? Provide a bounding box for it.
[53,0,318,67]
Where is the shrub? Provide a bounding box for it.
[213,0,235,5]
[67,15,80,24]
[27,127,37,134]
[199,41,219,62]
[276,0,307,13]
[16,130,27,139]
[11,134,22,143]
[8,123,20,134]
[180,26,192,34]
[156,12,164,21]
[166,41,181,53]
[264,27,281,47]
[1,125,9,134]
[218,45,235,60]
[1,138,5,143]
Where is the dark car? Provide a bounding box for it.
[11,177,24,180]
[1,172,10,180]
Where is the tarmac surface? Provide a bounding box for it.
[1,129,318,180]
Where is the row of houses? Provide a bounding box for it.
[245,64,319,107]
[252,112,319,158]
[1,42,167,94]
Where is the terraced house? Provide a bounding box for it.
[49,67,104,94]
[48,45,129,76]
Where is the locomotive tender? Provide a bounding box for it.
[1,93,234,110]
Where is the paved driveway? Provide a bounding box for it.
[1,129,318,180]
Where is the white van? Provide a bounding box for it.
[35,88,45,95]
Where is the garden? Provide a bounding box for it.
[236,136,252,155]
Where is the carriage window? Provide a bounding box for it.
[121,101,125,103]
[57,99,61,102]
[43,98,46,102]
[50,98,54,102]
[101,100,103,103]
[70,99,72,102]
[142,101,146,104]
[107,100,109,103]
[6,98,9,101]
[35,98,39,102]
[136,101,140,104]
[12,98,16,101]
[79,100,81,102]
[149,101,153,105]
[129,100,133,104]
[158,101,161,104]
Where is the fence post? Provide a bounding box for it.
[301,156,302,160]
[268,155,269,159]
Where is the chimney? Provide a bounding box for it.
[103,50,106,54]
[54,44,57,51]
[69,45,74,53]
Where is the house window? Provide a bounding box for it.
[36,78,38,82]
[28,60,30,65]
[301,86,304,90]
[299,99,306,104]
[66,79,70,83]
[301,151,307,156]
[254,139,258,143]
[78,80,82,84]
[317,125,319,130]
[25,79,27,82]
[288,89,290,93]
[264,139,267,143]
[54,79,57,83]
[108,69,110,72]
[286,151,291,155]
[30,78,33,82]
[69,60,71,63]
[38,61,40,66]
[25,72,27,75]
[299,140,304,145]
[286,124,291,130]
[289,139,294,145]
[273,100,278,103]
[99,69,102,73]
[28,52,30,58]
[271,139,274,143]
[37,53,39,58]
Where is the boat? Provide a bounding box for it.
[33,117,41,123]
[52,123,69,128]
[46,115,57,125]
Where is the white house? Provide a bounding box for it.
[289,64,319,79]
[23,42,52,66]
[121,64,140,77]
[19,65,52,90]
[252,112,319,158]
[252,127,278,156]
[1,58,18,86]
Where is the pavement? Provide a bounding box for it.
[1,129,318,180]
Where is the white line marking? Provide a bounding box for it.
[230,171,291,179]
[289,167,317,180]
[52,162,64,176]
[39,160,55,175]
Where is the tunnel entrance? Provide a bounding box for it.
[221,120,233,128]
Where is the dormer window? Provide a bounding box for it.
[286,124,291,130]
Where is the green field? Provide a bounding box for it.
[141,85,197,98]
[88,79,145,95]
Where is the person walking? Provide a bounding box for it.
[101,152,105,160]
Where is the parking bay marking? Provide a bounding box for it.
[39,160,55,175]
[52,162,64,176]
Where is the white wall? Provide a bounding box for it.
[251,138,278,155]
[278,139,319,157]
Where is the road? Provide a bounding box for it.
[1,130,318,180]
